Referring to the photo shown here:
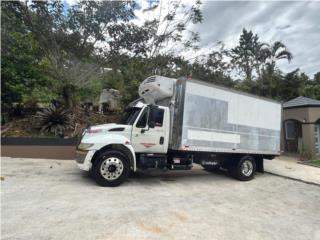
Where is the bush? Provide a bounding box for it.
[34,105,72,137]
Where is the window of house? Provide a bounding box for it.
[285,120,296,140]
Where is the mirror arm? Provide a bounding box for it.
[141,126,150,134]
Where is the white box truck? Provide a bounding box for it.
[76,76,281,186]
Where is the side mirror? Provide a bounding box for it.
[149,121,155,128]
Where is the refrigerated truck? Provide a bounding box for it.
[76,75,281,186]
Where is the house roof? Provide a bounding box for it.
[283,96,320,109]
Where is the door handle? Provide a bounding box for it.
[159,137,164,145]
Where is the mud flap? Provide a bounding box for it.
[255,157,264,173]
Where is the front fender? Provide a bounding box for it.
[82,134,136,171]
[120,144,137,172]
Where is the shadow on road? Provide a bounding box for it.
[77,166,235,186]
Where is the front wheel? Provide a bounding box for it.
[229,156,256,181]
[92,150,130,187]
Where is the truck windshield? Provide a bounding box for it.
[120,107,142,125]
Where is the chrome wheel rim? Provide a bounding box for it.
[100,157,124,180]
[241,160,253,177]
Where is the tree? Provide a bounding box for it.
[124,0,203,75]
[2,0,206,108]
[14,0,137,107]
[231,29,261,81]
[230,29,294,98]
[265,41,293,73]
[304,72,320,100]
[4,0,314,116]
[143,0,203,58]
[1,1,55,109]
[101,0,204,105]
[257,66,283,98]
[257,41,293,97]
[278,69,309,101]
[314,72,320,84]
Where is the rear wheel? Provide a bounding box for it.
[229,155,256,181]
[92,150,130,187]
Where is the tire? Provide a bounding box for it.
[229,155,256,181]
[92,150,130,187]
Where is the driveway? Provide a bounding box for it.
[1,157,320,240]
[265,155,320,185]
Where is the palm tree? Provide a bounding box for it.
[267,41,293,72]
[255,41,293,97]
[254,42,270,78]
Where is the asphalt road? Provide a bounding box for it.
[1,157,320,240]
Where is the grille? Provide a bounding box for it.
[145,76,156,83]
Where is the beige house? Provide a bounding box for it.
[282,96,320,158]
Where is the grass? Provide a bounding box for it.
[301,159,320,168]
[309,160,320,167]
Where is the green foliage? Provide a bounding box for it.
[1,2,53,107]
[278,69,309,101]
[256,66,283,98]
[5,0,139,108]
[1,0,222,109]
[34,105,72,136]
[230,28,296,99]
[231,29,261,81]
[140,0,203,58]
[102,56,150,105]
[1,0,319,115]
[78,79,103,103]
[304,72,320,100]
[22,87,58,106]
[299,144,314,161]
[235,79,258,95]
[228,28,320,102]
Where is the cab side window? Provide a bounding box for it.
[154,109,164,127]
[136,109,148,128]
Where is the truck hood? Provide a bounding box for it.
[88,123,128,131]
[82,123,132,141]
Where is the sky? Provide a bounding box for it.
[64,0,320,77]
[193,1,320,77]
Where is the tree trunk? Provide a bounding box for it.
[62,84,75,109]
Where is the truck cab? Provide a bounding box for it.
[130,104,170,154]
[76,101,171,186]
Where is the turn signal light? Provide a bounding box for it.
[77,143,94,150]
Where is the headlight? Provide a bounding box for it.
[77,143,94,150]
[87,128,102,134]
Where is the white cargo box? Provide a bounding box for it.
[168,78,281,155]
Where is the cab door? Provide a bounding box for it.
[131,106,168,153]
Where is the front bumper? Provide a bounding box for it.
[75,149,95,171]
[76,149,88,163]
